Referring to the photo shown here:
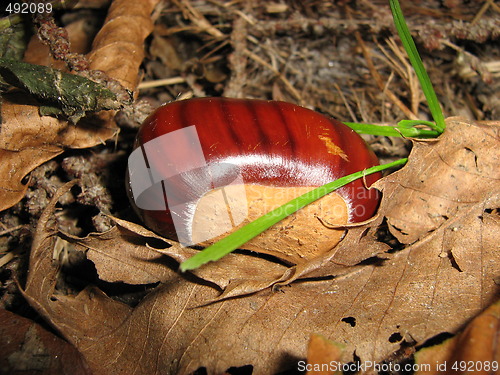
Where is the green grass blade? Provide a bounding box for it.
[180,158,408,271]
[344,121,440,138]
[389,0,446,133]
[397,119,437,128]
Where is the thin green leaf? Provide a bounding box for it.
[180,158,408,271]
[344,122,440,138]
[389,0,446,133]
[397,119,437,128]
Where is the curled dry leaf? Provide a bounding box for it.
[58,225,178,286]
[87,0,160,91]
[0,0,160,211]
[60,215,288,298]
[306,334,344,375]
[23,118,500,374]
[414,298,500,375]
[60,211,361,300]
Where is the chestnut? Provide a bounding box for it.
[127,97,381,263]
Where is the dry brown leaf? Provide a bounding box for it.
[414,299,500,375]
[0,21,96,210]
[24,226,498,374]
[0,0,160,212]
[0,93,117,211]
[59,226,177,285]
[60,215,288,296]
[379,117,499,245]
[270,221,391,287]
[22,118,500,374]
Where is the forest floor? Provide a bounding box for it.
[0,1,499,374]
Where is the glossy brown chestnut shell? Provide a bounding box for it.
[127,97,381,262]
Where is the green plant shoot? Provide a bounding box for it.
[389,0,446,133]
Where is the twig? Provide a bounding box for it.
[378,37,422,115]
[173,0,226,39]
[138,77,186,90]
[354,30,418,120]
[0,225,25,236]
[471,0,496,25]
[223,8,249,98]
[333,83,357,123]
[242,48,302,102]
[0,252,15,268]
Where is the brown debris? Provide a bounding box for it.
[0,1,499,374]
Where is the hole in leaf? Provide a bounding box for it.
[341,316,356,327]
[464,146,479,169]
[344,352,361,375]
[358,256,387,266]
[55,252,159,307]
[276,354,305,374]
[192,367,207,375]
[144,237,173,249]
[21,174,30,185]
[389,332,403,343]
[225,364,253,375]
[294,275,336,284]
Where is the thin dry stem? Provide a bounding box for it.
[242,48,302,102]
[173,0,226,38]
[354,30,418,120]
